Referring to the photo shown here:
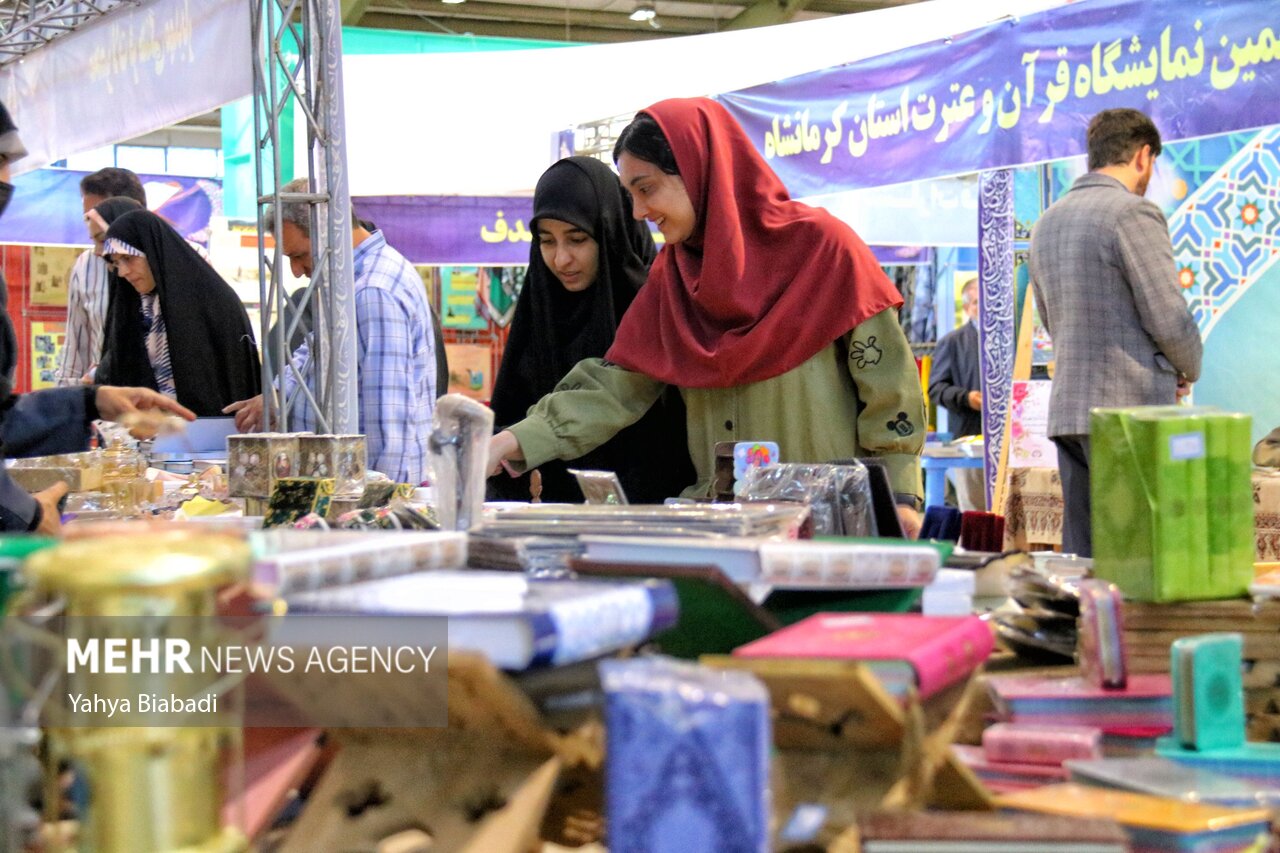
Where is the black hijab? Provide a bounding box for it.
[489,156,694,503]
[97,209,261,417]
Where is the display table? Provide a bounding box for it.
[1002,465,1280,558]
[921,451,984,509]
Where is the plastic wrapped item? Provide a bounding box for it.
[263,477,334,528]
[428,394,494,531]
[568,469,629,505]
[478,502,809,540]
[600,657,770,853]
[738,462,876,537]
[250,529,467,594]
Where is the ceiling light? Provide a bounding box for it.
[629,2,656,22]
[442,0,466,5]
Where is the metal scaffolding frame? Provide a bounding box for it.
[251,0,358,433]
[0,0,136,67]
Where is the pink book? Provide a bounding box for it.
[982,722,1103,765]
[733,613,994,699]
[986,673,1173,731]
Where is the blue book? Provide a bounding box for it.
[284,570,678,670]
[601,657,771,853]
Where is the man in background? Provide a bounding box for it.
[928,277,985,511]
[55,167,147,386]
[226,177,446,485]
[1029,108,1202,556]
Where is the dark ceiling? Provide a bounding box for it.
[342,0,925,44]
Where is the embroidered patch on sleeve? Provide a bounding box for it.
[887,411,915,436]
[850,336,882,369]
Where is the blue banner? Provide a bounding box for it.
[718,0,1280,196]
[0,169,220,246]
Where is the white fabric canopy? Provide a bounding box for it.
[342,0,1072,196]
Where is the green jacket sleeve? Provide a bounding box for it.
[508,358,667,470]
[845,308,925,501]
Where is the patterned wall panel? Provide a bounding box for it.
[1167,127,1280,339]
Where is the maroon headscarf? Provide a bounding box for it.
[605,97,903,388]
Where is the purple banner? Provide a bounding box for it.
[354,195,536,266]
[719,0,1280,197]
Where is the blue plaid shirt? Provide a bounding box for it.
[282,231,438,483]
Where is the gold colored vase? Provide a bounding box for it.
[23,532,250,853]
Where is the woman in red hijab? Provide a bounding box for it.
[489,98,925,535]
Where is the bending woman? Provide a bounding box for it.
[489,156,693,503]
[489,98,926,534]
[98,209,261,417]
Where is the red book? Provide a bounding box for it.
[733,613,994,699]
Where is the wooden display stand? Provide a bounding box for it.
[703,655,993,848]
[274,653,598,853]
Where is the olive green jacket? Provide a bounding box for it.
[509,307,924,501]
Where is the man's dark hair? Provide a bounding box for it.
[1087,109,1163,171]
[612,113,680,176]
[80,167,146,206]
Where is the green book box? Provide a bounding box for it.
[1090,406,1253,602]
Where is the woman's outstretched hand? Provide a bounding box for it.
[488,430,525,477]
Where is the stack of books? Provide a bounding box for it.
[985,673,1173,747]
[1119,598,1280,742]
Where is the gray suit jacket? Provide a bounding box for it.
[1029,173,1202,437]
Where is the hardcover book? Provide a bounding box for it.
[284,569,677,670]
[733,613,993,699]
[858,809,1129,853]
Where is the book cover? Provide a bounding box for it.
[1065,756,1280,808]
[580,535,764,584]
[601,657,770,853]
[982,722,1103,766]
[732,613,993,699]
[997,782,1271,835]
[986,673,1172,730]
[858,809,1129,852]
[284,570,677,670]
[570,559,780,658]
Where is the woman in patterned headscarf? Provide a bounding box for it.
[98,209,260,416]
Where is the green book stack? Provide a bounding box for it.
[1091,406,1252,602]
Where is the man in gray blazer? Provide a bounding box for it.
[1029,108,1202,557]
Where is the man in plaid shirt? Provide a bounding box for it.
[227,178,445,484]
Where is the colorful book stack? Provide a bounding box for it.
[1118,598,1280,743]
[998,783,1271,853]
[733,613,994,700]
[985,672,1173,735]
[1090,406,1253,602]
[600,657,770,853]
[953,722,1103,793]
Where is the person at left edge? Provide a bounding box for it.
[0,102,196,534]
